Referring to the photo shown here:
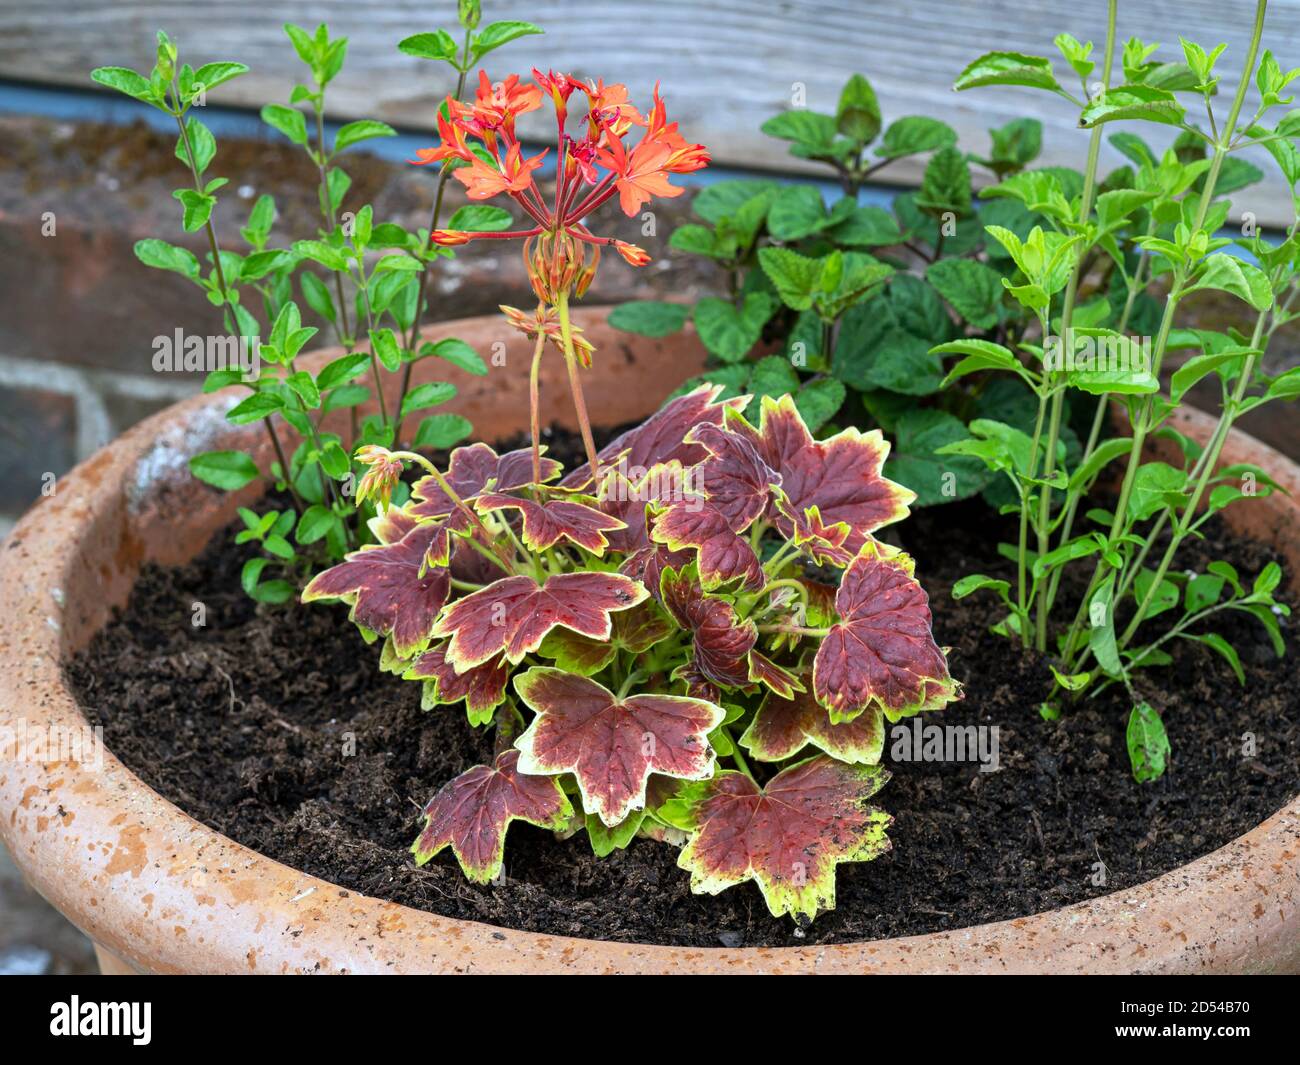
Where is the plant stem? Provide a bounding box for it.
[171,93,304,515]
[527,308,547,484]
[1064,0,1269,669]
[555,289,601,484]
[1044,228,1154,617]
[396,37,471,445]
[1033,0,1116,651]
[1119,309,1271,647]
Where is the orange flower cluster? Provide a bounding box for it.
[411,69,709,289]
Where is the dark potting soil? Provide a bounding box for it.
[66,426,1300,948]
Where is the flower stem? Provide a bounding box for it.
[527,307,547,484]
[555,289,601,484]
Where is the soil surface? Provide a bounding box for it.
[67,427,1300,948]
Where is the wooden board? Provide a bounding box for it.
[2,0,1297,224]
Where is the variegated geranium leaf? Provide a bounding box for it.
[813,544,960,723]
[677,756,892,920]
[302,520,451,657]
[411,749,572,883]
[432,571,648,670]
[514,667,725,827]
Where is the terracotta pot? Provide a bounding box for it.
[2,310,1298,973]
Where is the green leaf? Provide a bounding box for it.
[954,52,1061,93]
[413,413,474,450]
[472,20,544,59]
[447,204,514,231]
[1128,462,1187,521]
[134,238,199,279]
[190,450,259,490]
[835,325,944,396]
[758,247,825,312]
[424,338,487,376]
[693,180,779,224]
[1189,632,1245,685]
[401,381,457,416]
[334,120,397,153]
[192,61,249,94]
[301,271,336,323]
[608,300,690,338]
[794,378,846,433]
[933,339,1023,385]
[296,504,336,545]
[878,116,956,159]
[768,185,836,241]
[1134,568,1180,618]
[915,146,971,217]
[369,327,403,372]
[747,355,799,405]
[319,441,351,479]
[925,259,1002,328]
[760,110,837,149]
[91,66,157,104]
[952,574,1011,600]
[836,73,881,143]
[1127,702,1170,783]
[828,205,903,247]
[226,392,283,425]
[1185,571,1226,612]
[176,117,216,176]
[692,294,776,362]
[1170,345,1253,401]
[398,30,459,61]
[587,810,646,858]
[172,189,215,232]
[261,103,309,146]
[316,353,372,392]
[1080,85,1186,128]
[1188,255,1273,312]
[888,409,992,505]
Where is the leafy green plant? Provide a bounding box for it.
[607,70,1064,507]
[306,387,958,921]
[942,0,1294,775]
[91,1,540,601]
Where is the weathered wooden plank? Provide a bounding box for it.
[1,0,1297,224]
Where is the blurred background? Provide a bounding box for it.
[1,0,1298,972]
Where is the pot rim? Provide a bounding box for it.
[2,311,1298,973]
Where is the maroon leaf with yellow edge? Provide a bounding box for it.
[677,756,892,920]
[741,686,885,764]
[621,542,692,601]
[596,460,691,555]
[411,749,573,883]
[302,521,451,657]
[650,502,763,590]
[776,497,854,568]
[741,394,913,556]
[432,571,648,670]
[410,442,560,519]
[660,563,756,688]
[405,644,509,726]
[686,422,781,530]
[565,384,749,487]
[513,667,725,826]
[747,651,804,698]
[476,492,625,555]
[813,544,960,723]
